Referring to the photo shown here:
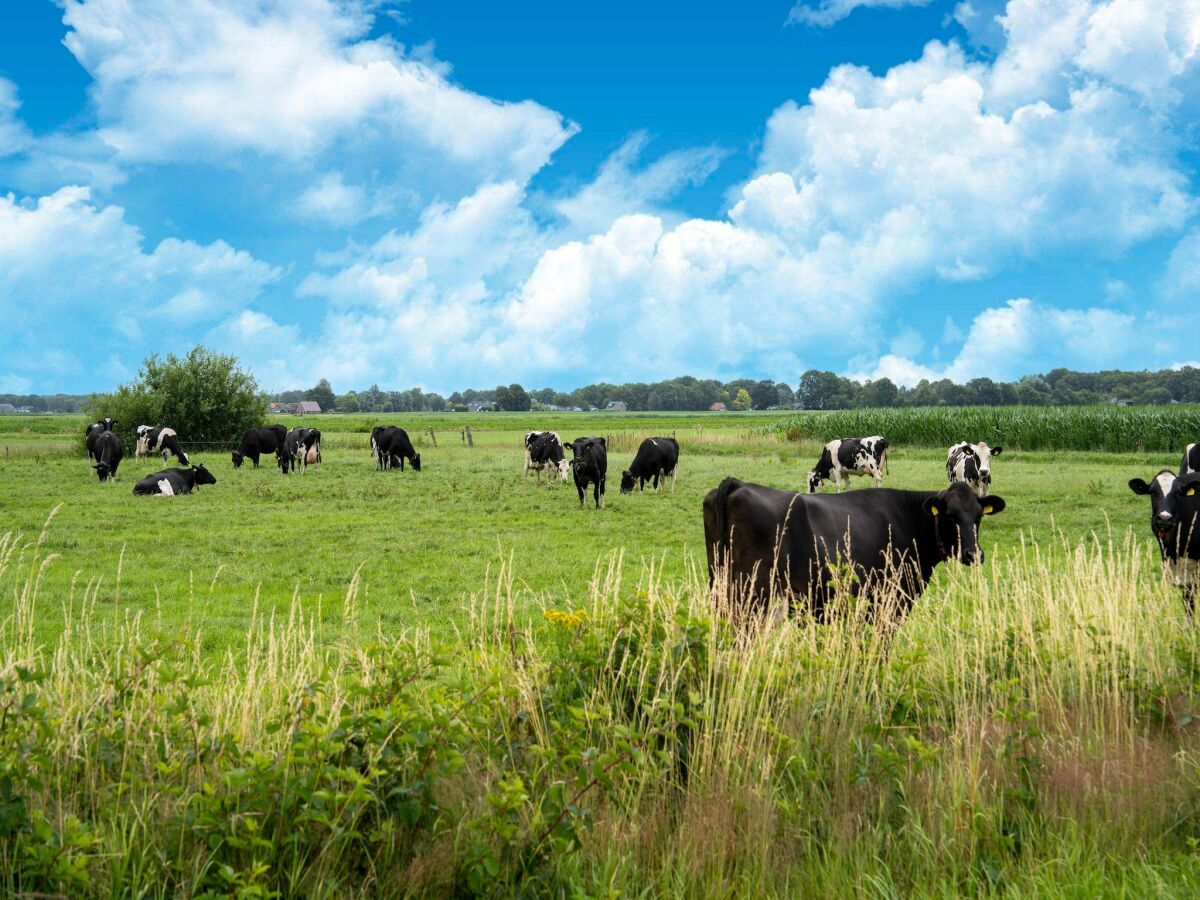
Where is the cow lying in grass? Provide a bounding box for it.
[132,465,217,496]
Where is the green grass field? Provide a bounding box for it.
[4,410,1200,897]
[0,412,1179,652]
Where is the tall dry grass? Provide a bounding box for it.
[2,514,1200,896]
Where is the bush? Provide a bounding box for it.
[85,347,266,450]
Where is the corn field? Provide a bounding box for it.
[774,405,1200,453]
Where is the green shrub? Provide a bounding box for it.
[84,346,266,450]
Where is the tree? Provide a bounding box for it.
[775,382,795,408]
[496,384,530,411]
[305,378,336,411]
[87,346,265,448]
[732,388,752,411]
[861,378,899,408]
[338,391,361,412]
[798,370,841,409]
[750,379,778,410]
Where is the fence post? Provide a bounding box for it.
[466,426,474,448]
[428,428,437,448]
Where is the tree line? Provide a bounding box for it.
[12,364,1200,415]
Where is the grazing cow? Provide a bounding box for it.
[371,426,421,471]
[704,478,1005,621]
[564,437,607,509]
[85,417,115,460]
[91,430,123,482]
[232,424,288,468]
[1129,470,1200,614]
[135,425,191,465]
[807,436,888,493]
[278,427,321,474]
[620,437,679,493]
[526,431,568,482]
[1181,443,1200,477]
[946,441,1003,497]
[132,465,217,496]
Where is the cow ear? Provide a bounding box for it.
[1129,478,1152,495]
[962,445,976,456]
[991,446,1003,456]
[922,496,941,518]
[600,437,606,447]
[564,442,573,450]
[981,496,1005,515]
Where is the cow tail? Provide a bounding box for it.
[707,476,742,569]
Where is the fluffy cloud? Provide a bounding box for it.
[0,79,29,157]
[60,0,576,188]
[788,0,932,28]
[0,186,279,388]
[855,299,1143,384]
[1164,229,1200,298]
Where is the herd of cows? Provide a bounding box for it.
[80,416,1200,621]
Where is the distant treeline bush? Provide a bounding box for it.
[777,404,1200,453]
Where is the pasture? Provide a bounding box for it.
[4,409,1200,896]
[0,411,1178,651]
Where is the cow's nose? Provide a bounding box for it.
[1159,511,1173,520]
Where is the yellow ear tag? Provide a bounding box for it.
[983,504,993,514]
[1188,488,1197,497]
[930,506,940,516]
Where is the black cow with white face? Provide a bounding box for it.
[132,465,217,495]
[1181,443,1200,477]
[704,478,1005,622]
[371,426,421,471]
[135,425,191,465]
[85,417,115,460]
[807,436,888,493]
[1129,470,1200,614]
[947,441,1003,497]
[620,437,679,493]
[565,437,607,509]
[232,424,287,468]
[526,431,567,483]
[278,427,321,475]
[91,430,123,482]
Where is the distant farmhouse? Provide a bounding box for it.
[605,401,627,412]
[710,402,727,411]
[295,401,322,415]
[0,403,16,413]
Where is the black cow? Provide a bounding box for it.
[91,430,123,482]
[1181,443,1200,477]
[807,436,888,493]
[278,427,321,475]
[232,424,287,468]
[371,426,421,471]
[947,441,1003,497]
[527,431,567,483]
[1129,470,1200,614]
[132,465,217,495]
[564,437,607,508]
[703,478,1005,621]
[135,425,190,464]
[85,417,115,460]
[620,437,679,493]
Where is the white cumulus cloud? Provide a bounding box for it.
[788,0,932,28]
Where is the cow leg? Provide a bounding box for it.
[576,481,585,506]
[599,477,605,509]
[671,468,677,492]
[874,468,883,488]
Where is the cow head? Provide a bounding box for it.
[92,462,113,482]
[620,470,636,493]
[922,482,1006,564]
[973,443,1002,488]
[102,417,115,432]
[1129,471,1200,561]
[411,452,421,471]
[231,449,245,468]
[193,465,217,488]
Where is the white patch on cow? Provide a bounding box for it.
[157,479,174,496]
[1186,444,1198,475]
[1156,471,1177,496]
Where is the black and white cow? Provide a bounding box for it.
[132,465,217,495]
[704,478,1005,621]
[85,417,115,461]
[232,424,288,468]
[91,430,123,482]
[564,437,607,509]
[620,437,679,494]
[1181,443,1200,477]
[371,426,421,471]
[525,431,568,482]
[946,441,1003,497]
[1129,470,1200,615]
[278,427,321,475]
[807,436,888,493]
[135,425,191,465]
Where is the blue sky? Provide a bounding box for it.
[1,0,1198,394]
